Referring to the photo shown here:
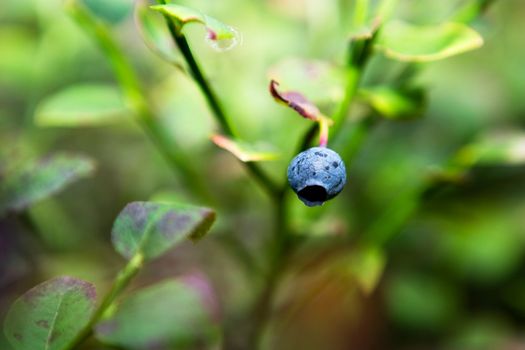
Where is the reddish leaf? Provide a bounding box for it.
[269,80,322,121]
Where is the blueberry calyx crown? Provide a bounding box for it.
[287,147,346,207]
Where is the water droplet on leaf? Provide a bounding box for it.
[205,26,242,52]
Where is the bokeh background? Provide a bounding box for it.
[2,0,525,349]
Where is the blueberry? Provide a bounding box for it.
[287,147,346,207]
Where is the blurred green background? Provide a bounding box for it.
[2,0,525,349]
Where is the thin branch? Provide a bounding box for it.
[154,0,280,199]
[64,254,144,350]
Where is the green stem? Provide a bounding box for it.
[154,0,233,135]
[330,65,362,143]
[67,0,210,201]
[245,162,281,197]
[297,124,319,152]
[171,31,236,138]
[153,4,291,346]
[64,254,145,350]
[95,254,145,321]
[155,0,280,198]
[330,24,377,145]
[337,113,376,163]
[250,33,379,342]
[249,190,291,348]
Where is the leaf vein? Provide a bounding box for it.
[44,290,67,350]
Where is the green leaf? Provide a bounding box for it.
[95,279,216,349]
[81,0,133,24]
[211,134,279,162]
[135,2,183,68]
[150,4,205,27]
[359,86,426,119]
[111,201,216,261]
[0,153,95,216]
[3,276,96,350]
[376,21,483,62]
[455,131,525,167]
[35,84,129,127]
[149,4,240,51]
[348,246,386,295]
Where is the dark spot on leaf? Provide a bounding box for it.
[23,277,96,309]
[325,166,329,170]
[126,202,151,232]
[332,161,339,168]
[158,212,192,239]
[57,276,97,301]
[36,319,49,329]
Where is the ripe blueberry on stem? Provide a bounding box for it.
[269,80,347,206]
[287,147,346,206]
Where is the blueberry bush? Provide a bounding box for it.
[2,0,525,349]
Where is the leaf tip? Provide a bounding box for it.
[269,80,321,121]
[189,208,216,242]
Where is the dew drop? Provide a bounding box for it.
[205,26,242,52]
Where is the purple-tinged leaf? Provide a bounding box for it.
[111,201,216,261]
[269,80,322,121]
[0,153,95,216]
[3,276,96,350]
